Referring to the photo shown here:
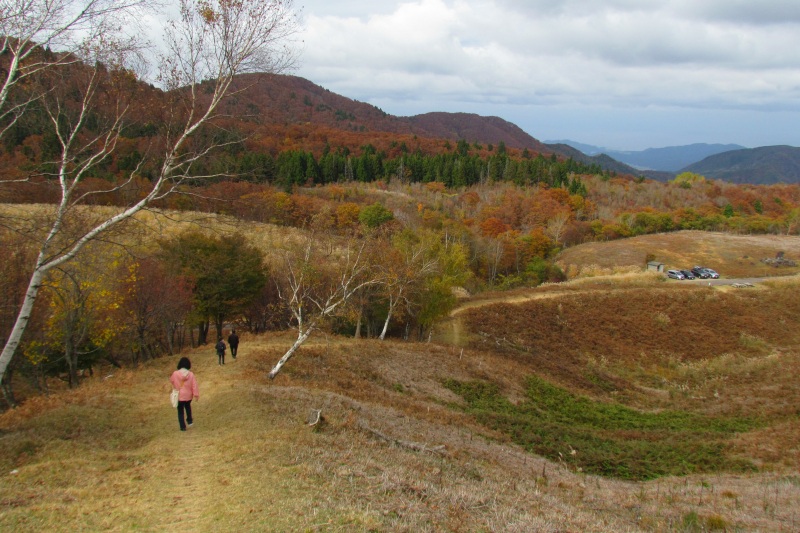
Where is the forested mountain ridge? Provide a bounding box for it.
[221,74,555,154]
[0,65,722,183]
[405,111,549,151]
[224,74,800,185]
[3,64,800,239]
[682,145,800,184]
[0,68,617,197]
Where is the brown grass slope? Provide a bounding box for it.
[0,336,635,532]
[2,329,800,531]
[456,281,800,412]
[557,230,800,278]
[2,232,800,531]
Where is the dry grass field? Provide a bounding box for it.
[2,229,800,531]
[2,329,800,531]
[557,230,800,278]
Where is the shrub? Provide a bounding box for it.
[359,202,394,228]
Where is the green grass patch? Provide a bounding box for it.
[445,376,758,481]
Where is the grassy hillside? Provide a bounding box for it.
[556,230,800,278]
[453,278,800,467]
[2,327,800,531]
[3,231,800,531]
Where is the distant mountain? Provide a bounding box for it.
[546,141,745,172]
[544,140,606,156]
[544,143,671,180]
[218,75,645,176]
[681,145,800,184]
[616,144,746,172]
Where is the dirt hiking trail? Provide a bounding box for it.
[121,346,294,531]
[148,357,241,528]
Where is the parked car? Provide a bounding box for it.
[680,269,696,280]
[667,269,685,279]
[691,266,719,279]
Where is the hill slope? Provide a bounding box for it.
[0,336,648,531]
[3,274,800,530]
[406,111,550,151]
[682,145,800,184]
[555,230,800,278]
[230,74,551,152]
[3,225,800,530]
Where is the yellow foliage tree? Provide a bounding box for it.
[34,251,123,388]
[673,172,706,187]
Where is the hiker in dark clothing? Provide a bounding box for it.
[216,338,226,365]
[228,330,239,359]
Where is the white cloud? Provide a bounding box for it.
[296,0,800,148]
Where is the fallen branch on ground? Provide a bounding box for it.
[359,421,446,455]
[307,408,323,427]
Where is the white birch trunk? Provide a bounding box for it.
[269,238,381,379]
[378,308,392,340]
[379,309,392,341]
[0,268,46,383]
[268,326,314,379]
[379,291,400,341]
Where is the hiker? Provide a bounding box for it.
[228,330,240,359]
[170,357,199,432]
[216,337,226,365]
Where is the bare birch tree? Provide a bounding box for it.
[268,236,380,379]
[545,211,571,244]
[0,0,300,391]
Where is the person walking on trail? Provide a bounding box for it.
[170,357,199,432]
[216,337,226,365]
[228,330,240,360]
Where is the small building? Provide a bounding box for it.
[646,261,665,273]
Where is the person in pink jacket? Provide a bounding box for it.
[170,357,199,431]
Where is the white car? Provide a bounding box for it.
[667,269,685,280]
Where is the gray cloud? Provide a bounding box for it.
[296,0,800,148]
[674,0,800,26]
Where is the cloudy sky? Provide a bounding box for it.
[291,0,800,150]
